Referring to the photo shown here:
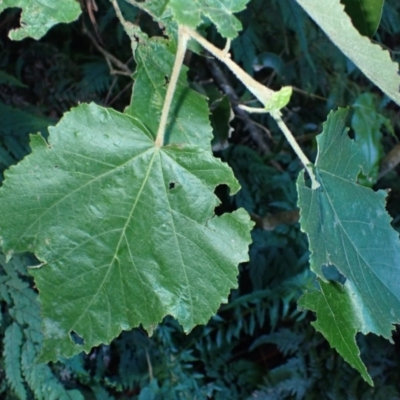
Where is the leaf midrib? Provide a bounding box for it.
[68,148,159,335]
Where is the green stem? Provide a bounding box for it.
[273,112,320,189]
[184,25,320,189]
[155,25,189,147]
[183,26,273,105]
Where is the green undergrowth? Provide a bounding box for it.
[1,0,400,398]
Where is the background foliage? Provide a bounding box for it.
[1,0,400,398]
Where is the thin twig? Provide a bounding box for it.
[273,113,319,189]
[145,349,153,381]
[378,143,400,180]
[291,86,327,102]
[251,210,300,230]
[205,57,279,162]
[108,82,133,106]
[82,23,132,76]
[85,0,102,44]
[184,25,320,189]
[104,76,118,105]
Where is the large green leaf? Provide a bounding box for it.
[0,0,81,40]
[126,38,213,149]
[342,0,384,37]
[296,0,400,106]
[0,103,253,362]
[168,0,250,39]
[297,108,400,381]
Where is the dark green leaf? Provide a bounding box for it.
[0,103,253,362]
[0,0,81,40]
[341,0,384,37]
[297,108,400,382]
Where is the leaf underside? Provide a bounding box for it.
[296,0,400,106]
[297,108,400,384]
[0,0,81,40]
[0,103,253,362]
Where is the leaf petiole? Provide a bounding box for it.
[183,26,320,189]
[273,112,320,189]
[155,25,190,147]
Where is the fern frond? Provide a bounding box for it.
[21,341,85,400]
[4,323,27,400]
[275,0,316,71]
[0,253,85,399]
[78,60,113,95]
[250,328,303,356]
[6,275,41,330]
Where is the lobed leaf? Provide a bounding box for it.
[127,0,177,38]
[0,103,253,362]
[297,108,400,383]
[168,0,250,39]
[0,0,81,40]
[296,0,400,106]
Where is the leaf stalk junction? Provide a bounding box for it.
[110,0,320,189]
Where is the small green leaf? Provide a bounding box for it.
[168,0,250,39]
[0,103,253,362]
[264,86,292,112]
[297,108,400,382]
[0,0,81,40]
[298,279,373,385]
[296,0,400,106]
[342,0,384,37]
[4,323,27,400]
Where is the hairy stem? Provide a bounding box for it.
[183,26,274,105]
[183,25,320,189]
[273,112,320,189]
[155,25,189,147]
